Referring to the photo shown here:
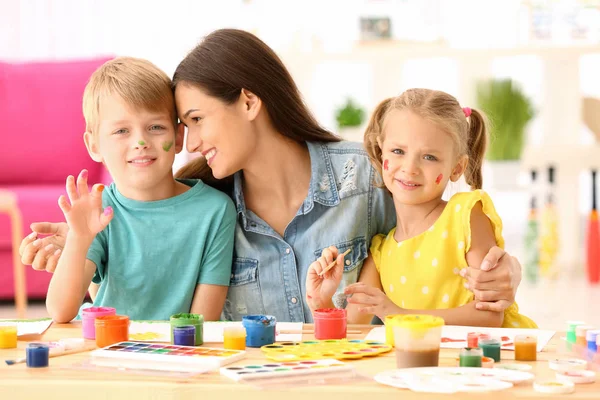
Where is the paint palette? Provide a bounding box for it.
[220,359,354,381]
[374,367,535,394]
[90,341,246,373]
[261,339,392,361]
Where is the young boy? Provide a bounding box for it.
[46,57,236,323]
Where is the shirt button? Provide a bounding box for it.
[345,260,351,266]
[231,274,234,279]
[291,297,298,304]
[285,248,291,254]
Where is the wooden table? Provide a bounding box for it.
[1,323,598,399]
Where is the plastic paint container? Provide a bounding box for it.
[95,315,129,348]
[597,335,600,353]
[313,308,347,340]
[566,321,585,343]
[459,347,483,367]
[467,332,481,348]
[586,330,600,352]
[515,335,537,361]
[392,315,444,368]
[481,356,495,368]
[26,343,49,368]
[170,313,204,346]
[384,314,403,346]
[173,325,196,346]
[242,315,276,347]
[479,338,501,362]
[81,306,116,340]
[223,326,246,350]
[0,323,17,349]
[575,325,594,346]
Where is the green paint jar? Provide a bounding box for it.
[170,313,203,345]
[479,338,501,362]
[459,347,483,367]
[566,321,585,344]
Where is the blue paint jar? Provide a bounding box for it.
[173,325,196,346]
[26,343,49,368]
[586,330,600,352]
[242,315,276,348]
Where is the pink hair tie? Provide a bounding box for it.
[462,107,472,118]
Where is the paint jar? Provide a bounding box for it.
[26,343,49,368]
[566,321,585,344]
[0,323,17,349]
[170,313,204,346]
[95,315,129,348]
[575,325,594,346]
[467,332,481,348]
[515,335,537,361]
[173,325,196,346]
[459,347,483,367]
[586,330,600,352]
[242,315,276,348]
[479,338,501,362]
[81,306,116,340]
[597,335,600,353]
[392,314,444,368]
[223,326,247,350]
[313,308,347,340]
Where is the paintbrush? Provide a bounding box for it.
[318,248,352,277]
[5,345,95,366]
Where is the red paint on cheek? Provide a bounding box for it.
[383,159,389,171]
[436,174,443,184]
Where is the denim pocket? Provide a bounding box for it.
[222,257,266,320]
[314,236,368,274]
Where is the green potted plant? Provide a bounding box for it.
[335,97,366,141]
[476,78,535,189]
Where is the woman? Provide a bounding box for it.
[20,29,522,323]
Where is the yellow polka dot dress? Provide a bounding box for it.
[370,190,537,329]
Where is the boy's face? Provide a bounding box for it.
[84,94,183,197]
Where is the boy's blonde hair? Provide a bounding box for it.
[82,56,176,133]
[364,88,488,190]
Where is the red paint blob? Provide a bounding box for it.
[435,174,443,184]
[383,159,389,171]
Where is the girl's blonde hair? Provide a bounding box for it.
[364,88,488,190]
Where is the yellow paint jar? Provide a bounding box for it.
[0,323,18,349]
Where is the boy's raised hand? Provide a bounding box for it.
[306,246,345,309]
[57,169,113,241]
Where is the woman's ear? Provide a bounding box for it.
[240,88,262,121]
[450,155,469,182]
[83,131,103,163]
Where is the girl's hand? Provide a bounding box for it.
[306,246,344,309]
[344,282,401,319]
[57,170,113,242]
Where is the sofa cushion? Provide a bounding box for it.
[0,57,113,184]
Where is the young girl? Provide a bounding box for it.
[306,88,536,328]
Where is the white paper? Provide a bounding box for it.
[365,325,556,352]
[128,321,303,343]
[0,318,53,337]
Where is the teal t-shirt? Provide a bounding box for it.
[85,179,236,320]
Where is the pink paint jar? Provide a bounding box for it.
[81,306,116,339]
[314,308,347,340]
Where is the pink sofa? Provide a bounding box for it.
[0,57,113,300]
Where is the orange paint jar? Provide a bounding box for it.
[95,315,129,348]
[223,326,246,350]
[514,335,537,361]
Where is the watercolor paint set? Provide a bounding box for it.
[261,339,392,361]
[220,359,354,382]
[90,341,246,373]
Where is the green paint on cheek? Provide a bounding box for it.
[162,141,174,152]
[138,140,146,146]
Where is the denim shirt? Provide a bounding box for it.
[222,141,397,322]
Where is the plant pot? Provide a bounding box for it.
[483,160,523,191]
